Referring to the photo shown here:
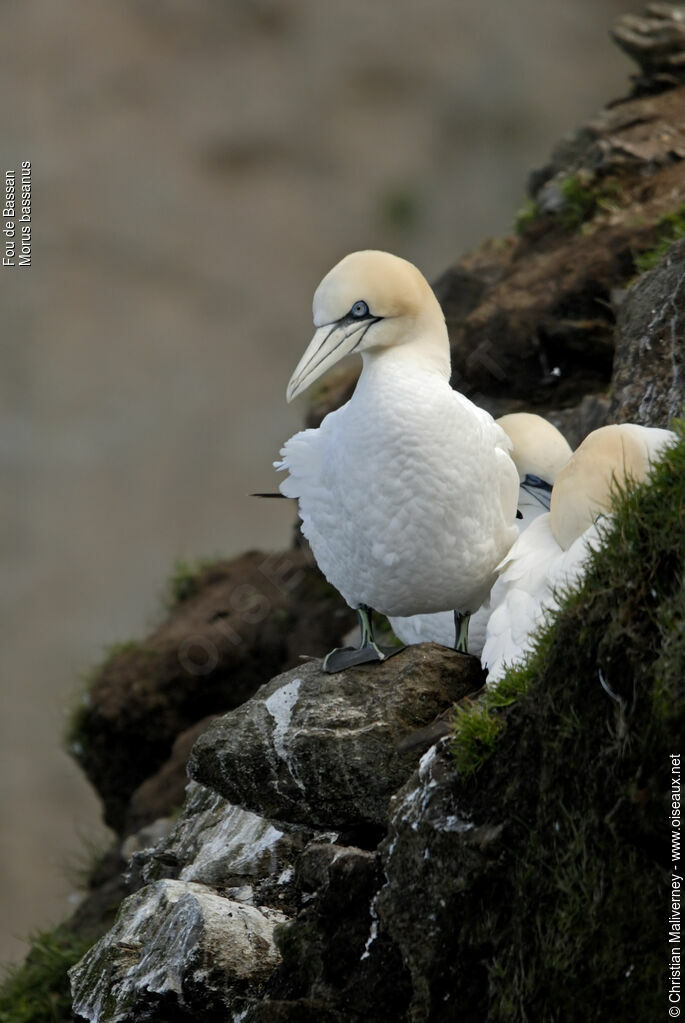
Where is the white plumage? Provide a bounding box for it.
[481,422,676,684]
[388,412,572,651]
[276,251,520,657]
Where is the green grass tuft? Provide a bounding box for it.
[513,198,540,235]
[165,557,218,608]
[0,927,91,1023]
[633,204,685,273]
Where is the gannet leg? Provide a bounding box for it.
[322,604,405,673]
[454,611,470,654]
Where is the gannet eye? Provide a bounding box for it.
[350,300,369,319]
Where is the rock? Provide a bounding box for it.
[610,237,685,426]
[189,645,483,832]
[375,740,504,1023]
[612,3,685,92]
[263,842,412,1022]
[132,781,312,907]
[546,393,611,449]
[69,879,286,1023]
[70,549,356,832]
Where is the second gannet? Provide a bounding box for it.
[388,412,573,652]
[276,250,520,672]
[482,422,676,684]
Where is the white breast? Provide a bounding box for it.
[388,478,551,652]
[278,359,519,618]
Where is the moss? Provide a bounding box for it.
[63,640,159,755]
[633,204,685,273]
[0,927,91,1023]
[516,175,624,236]
[447,422,684,1021]
[164,557,219,608]
[514,198,540,235]
[558,174,623,231]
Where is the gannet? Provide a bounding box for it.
[388,412,573,652]
[276,250,520,672]
[482,422,676,684]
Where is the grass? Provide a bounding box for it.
[515,174,624,235]
[0,927,91,1023]
[633,204,685,273]
[164,557,220,609]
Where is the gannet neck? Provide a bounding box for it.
[360,316,451,381]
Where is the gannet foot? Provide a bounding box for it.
[322,641,405,674]
[454,611,471,654]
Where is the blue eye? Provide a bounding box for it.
[351,300,369,319]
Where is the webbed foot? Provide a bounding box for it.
[322,641,405,674]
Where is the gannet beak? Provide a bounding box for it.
[286,319,375,403]
[520,474,553,510]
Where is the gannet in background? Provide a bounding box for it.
[388,412,573,652]
[277,250,520,672]
[482,422,677,684]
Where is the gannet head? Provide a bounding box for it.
[497,413,572,508]
[550,423,674,550]
[286,250,447,402]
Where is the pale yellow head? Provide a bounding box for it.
[550,423,674,550]
[286,250,448,402]
[496,413,572,484]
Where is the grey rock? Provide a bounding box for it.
[612,4,685,88]
[375,740,504,1023]
[546,393,611,449]
[188,645,483,831]
[132,781,311,904]
[263,841,412,1022]
[610,238,685,426]
[69,878,286,1022]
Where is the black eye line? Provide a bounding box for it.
[348,316,382,353]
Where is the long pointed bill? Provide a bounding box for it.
[286,319,371,403]
[520,474,553,510]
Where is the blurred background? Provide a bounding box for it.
[1,0,642,963]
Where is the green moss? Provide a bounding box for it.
[514,198,540,235]
[558,174,597,229]
[165,557,218,609]
[515,175,624,235]
[452,698,505,776]
[0,927,91,1023]
[64,639,159,755]
[633,204,685,273]
[559,174,623,231]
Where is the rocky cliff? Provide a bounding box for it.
[2,7,684,1022]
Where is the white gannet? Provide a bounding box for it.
[388,412,573,653]
[276,250,520,672]
[482,422,677,684]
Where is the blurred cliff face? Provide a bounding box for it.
[0,0,639,963]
